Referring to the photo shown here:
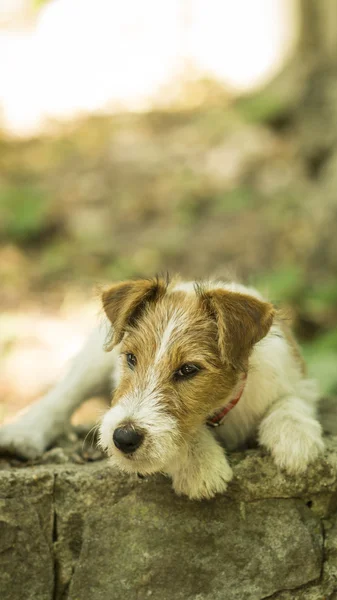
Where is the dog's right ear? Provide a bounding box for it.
[102,278,167,350]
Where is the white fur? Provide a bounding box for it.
[215,327,305,449]
[173,279,323,477]
[100,281,323,492]
[214,317,324,475]
[99,368,180,474]
[0,320,118,459]
[166,427,233,500]
[154,311,184,363]
[258,392,324,473]
[0,279,324,496]
[172,281,195,293]
[173,280,263,299]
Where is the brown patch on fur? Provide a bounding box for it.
[101,279,275,441]
[105,283,247,438]
[198,287,275,370]
[102,277,168,349]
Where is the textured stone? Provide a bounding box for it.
[0,438,336,600]
[66,493,322,600]
[270,513,337,599]
[0,469,54,600]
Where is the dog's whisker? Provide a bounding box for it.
[82,422,101,451]
[98,276,323,499]
[0,276,323,501]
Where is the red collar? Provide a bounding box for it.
[206,373,247,428]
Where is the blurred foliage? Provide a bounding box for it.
[254,266,304,304]
[0,185,52,243]
[236,92,287,125]
[0,96,336,397]
[213,187,261,214]
[303,330,337,395]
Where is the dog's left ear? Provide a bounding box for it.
[201,289,275,369]
[102,278,166,350]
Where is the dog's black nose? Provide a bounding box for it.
[113,427,144,454]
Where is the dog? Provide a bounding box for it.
[0,276,324,499]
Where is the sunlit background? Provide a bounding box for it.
[1,0,337,427]
[1,0,296,136]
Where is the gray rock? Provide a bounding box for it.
[0,469,54,600]
[66,495,322,600]
[0,438,337,600]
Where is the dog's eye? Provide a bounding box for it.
[126,353,137,369]
[174,363,200,381]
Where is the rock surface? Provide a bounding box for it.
[0,437,337,600]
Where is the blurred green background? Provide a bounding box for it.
[1,0,337,422]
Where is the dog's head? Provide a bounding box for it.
[99,277,274,474]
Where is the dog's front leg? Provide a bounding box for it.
[0,324,117,459]
[166,427,233,500]
[258,395,324,474]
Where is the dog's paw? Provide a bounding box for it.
[172,457,233,500]
[0,421,48,460]
[261,419,325,475]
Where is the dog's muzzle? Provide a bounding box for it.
[113,426,144,454]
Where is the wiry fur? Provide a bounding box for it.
[98,276,324,499]
[0,274,323,498]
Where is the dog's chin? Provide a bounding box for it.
[107,448,167,475]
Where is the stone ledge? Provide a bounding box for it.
[0,437,337,600]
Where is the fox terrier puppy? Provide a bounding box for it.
[0,277,324,499]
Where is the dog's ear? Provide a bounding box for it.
[102,278,167,350]
[200,289,274,369]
